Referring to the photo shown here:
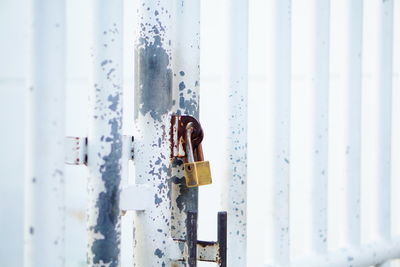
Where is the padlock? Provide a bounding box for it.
[183,122,212,187]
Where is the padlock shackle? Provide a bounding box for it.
[185,122,196,163]
[196,144,204,161]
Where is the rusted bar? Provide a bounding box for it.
[218,212,227,267]
[187,211,198,267]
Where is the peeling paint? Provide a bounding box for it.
[87,2,123,266]
[133,2,174,266]
[90,118,122,267]
[135,35,173,122]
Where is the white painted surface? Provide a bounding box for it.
[24,0,66,266]
[263,0,291,265]
[222,0,248,265]
[291,0,330,256]
[328,0,363,249]
[120,185,151,211]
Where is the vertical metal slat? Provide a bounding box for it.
[87,0,123,265]
[25,0,66,266]
[133,0,174,265]
[224,0,249,265]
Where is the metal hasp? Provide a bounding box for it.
[87,0,123,266]
[64,136,133,166]
[175,211,227,267]
[171,115,212,187]
[25,0,66,266]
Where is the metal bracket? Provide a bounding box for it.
[65,136,88,165]
[172,211,227,266]
[64,135,134,165]
[122,135,135,161]
[170,115,204,159]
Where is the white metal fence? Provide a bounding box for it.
[1,0,400,266]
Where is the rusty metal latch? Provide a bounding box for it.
[65,135,151,211]
[64,135,134,165]
[171,115,212,187]
[171,211,227,267]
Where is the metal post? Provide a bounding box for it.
[170,0,200,249]
[373,0,393,246]
[133,0,174,265]
[264,0,291,265]
[25,0,65,266]
[187,211,198,267]
[87,0,123,266]
[330,0,363,248]
[362,1,393,265]
[224,0,248,265]
[292,0,330,255]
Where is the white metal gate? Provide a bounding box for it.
[9,0,400,266]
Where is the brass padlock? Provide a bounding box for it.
[183,122,212,187]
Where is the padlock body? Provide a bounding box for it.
[184,161,212,187]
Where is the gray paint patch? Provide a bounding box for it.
[154,194,163,205]
[91,117,122,267]
[154,248,164,258]
[108,94,120,111]
[179,81,186,91]
[134,35,172,122]
[179,97,198,118]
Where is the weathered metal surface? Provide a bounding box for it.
[25,0,66,266]
[170,1,200,266]
[197,241,219,262]
[173,211,227,265]
[187,211,197,267]
[217,212,227,267]
[133,0,174,266]
[170,115,204,159]
[87,0,123,266]
[223,0,248,265]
